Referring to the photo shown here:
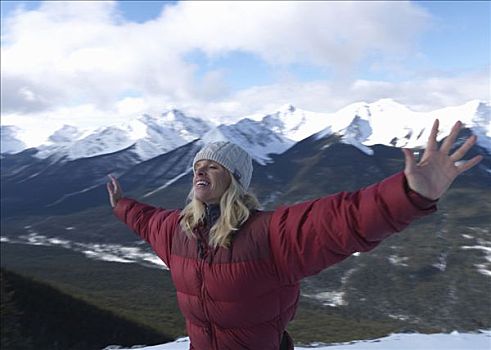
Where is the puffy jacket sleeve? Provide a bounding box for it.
[113,197,180,269]
[269,172,437,283]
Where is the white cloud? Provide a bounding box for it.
[182,68,489,123]
[0,0,487,133]
[160,1,429,68]
[1,1,198,113]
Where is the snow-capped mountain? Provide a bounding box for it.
[0,125,26,154]
[201,118,294,165]
[131,110,213,161]
[257,104,332,142]
[198,104,333,164]
[31,110,214,161]
[316,99,491,155]
[1,99,490,163]
[48,125,85,144]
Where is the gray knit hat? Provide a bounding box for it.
[193,141,253,190]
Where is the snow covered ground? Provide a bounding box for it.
[107,330,491,350]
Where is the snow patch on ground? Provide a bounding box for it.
[461,242,491,277]
[2,233,167,269]
[106,330,491,350]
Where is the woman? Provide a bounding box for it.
[107,120,481,350]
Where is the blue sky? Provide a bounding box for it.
[1,1,489,143]
[416,1,490,71]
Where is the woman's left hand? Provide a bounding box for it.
[107,174,123,208]
[402,119,483,200]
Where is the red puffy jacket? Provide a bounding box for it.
[114,172,436,349]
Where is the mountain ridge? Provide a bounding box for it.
[2,99,490,163]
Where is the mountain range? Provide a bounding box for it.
[2,99,490,161]
[1,99,490,216]
[1,99,490,344]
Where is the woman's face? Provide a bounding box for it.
[193,160,231,204]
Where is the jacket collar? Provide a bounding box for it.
[205,203,221,228]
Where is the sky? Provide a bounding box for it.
[1,1,490,146]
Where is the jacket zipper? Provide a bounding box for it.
[197,236,216,349]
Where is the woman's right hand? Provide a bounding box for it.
[107,175,123,208]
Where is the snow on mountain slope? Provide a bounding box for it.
[48,125,85,144]
[32,110,213,161]
[70,125,138,159]
[436,100,491,151]
[200,104,331,164]
[315,99,491,155]
[314,99,434,155]
[201,117,294,165]
[257,104,332,142]
[0,125,26,154]
[34,125,92,160]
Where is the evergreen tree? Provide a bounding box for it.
[1,269,32,350]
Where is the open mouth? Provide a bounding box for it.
[196,180,210,188]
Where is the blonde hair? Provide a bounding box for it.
[179,175,260,248]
